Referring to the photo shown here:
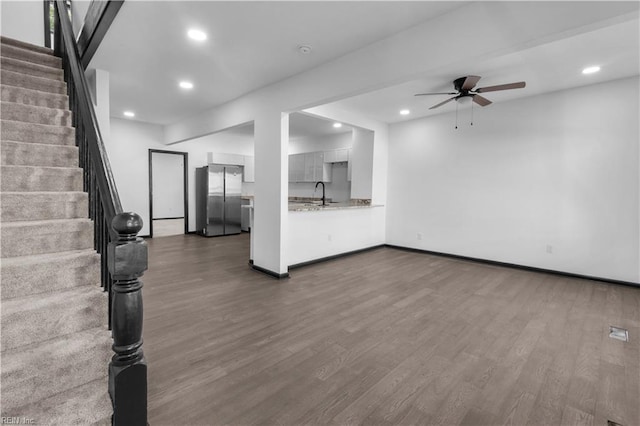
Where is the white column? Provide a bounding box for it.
[252,110,289,276]
[350,128,374,200]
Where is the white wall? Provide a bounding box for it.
[1,1,44,46]
[288,132,352,154]
[107,118,253,236]
[386,77,640,283]
[288,207,385,266]
[70,0,90,37]
[85,68,110,145]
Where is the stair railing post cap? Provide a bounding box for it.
[112,212,143,236]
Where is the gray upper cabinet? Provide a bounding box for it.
[288,152,331,182]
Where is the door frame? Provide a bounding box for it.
[148,149,189,238]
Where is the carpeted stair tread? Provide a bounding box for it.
[1,69,66,95]
[1,84,69,110]
[3,377,112,426]
[1,36,114,423]
[1,285,108,351]
[1,101,71,126]
[1,140,78,167]
[0,42,61,68]
[1,164,82,192]
[1,218,94,257]
[1,191,88,222]
[0,326,112,413]
[1,56,64,81]
[1,35,56,56]
[0,249,100,300]
[1,119,75,145]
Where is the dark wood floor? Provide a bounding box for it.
[143,233,639,426]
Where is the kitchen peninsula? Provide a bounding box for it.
[287,196,385,267]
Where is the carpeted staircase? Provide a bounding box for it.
[1,36,112,424]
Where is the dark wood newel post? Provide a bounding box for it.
[108,212,148,425]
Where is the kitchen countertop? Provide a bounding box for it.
[288,201,382,212]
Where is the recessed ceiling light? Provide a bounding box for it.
[187,29,207,42]
[582,66,600,75]
[298,45,312,54]
[179,81,194,89]
[123,111,135,118]
[333,122,342,128]
[399,109,410,115]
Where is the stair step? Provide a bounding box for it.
[1,249,100,300]
[1,56,64,81]
[1,165,82,192]
[0,218,94,257]
[1,69,66,95]
[0,326,112,413]
[1,84,68,110]
[0,42,61,68]
[1,101,71,126]
[1,140,78,167]
[1,285,108,351]
[1,36,56,56]
[1,191,88,222]
[1,119,75,146]
[3,377,112,426]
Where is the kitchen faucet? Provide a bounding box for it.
[315,181,326,206]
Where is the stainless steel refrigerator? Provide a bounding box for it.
[196,165,242,236]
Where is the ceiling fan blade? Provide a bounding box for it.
[414,92,457,96]
[476,81,526,93]
[461,75,481,90]
[472,94,492,106]
[429,96,457,110]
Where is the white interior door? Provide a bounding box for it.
[151,152,185,236]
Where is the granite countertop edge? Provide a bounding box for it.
[288,203,384,212]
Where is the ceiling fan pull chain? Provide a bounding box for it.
[455,102,458,129]
[471,101,474,126]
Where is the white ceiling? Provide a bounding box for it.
[90,1,467,125]
[91,1,639,139]
[325,18,640,123]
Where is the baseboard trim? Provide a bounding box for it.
[250,262,289,279]
[385,244,640,288]
[289,244,386,270]
[152,216,185,221]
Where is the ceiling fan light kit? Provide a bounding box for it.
[415,75,526,128]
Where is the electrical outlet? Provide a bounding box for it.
[546,245,553,254]
[417,233,423,241]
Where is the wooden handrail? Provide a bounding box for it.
[53,0,122,233]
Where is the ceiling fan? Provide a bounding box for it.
[414,76,526,109]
